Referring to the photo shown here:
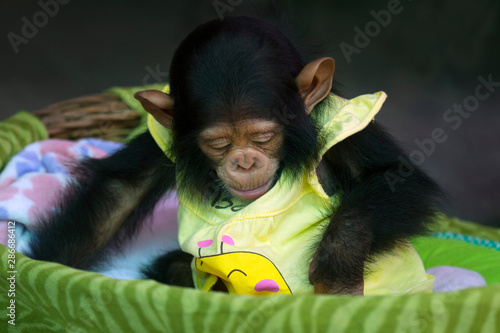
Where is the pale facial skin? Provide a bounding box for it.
[199,119,283,200]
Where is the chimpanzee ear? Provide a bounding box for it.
[134,90,174,129]
[295,57,335,115]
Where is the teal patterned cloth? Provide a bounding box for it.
[432,232,500,252]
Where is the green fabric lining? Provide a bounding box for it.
[1,245,499,333]
[0,111,48,172]
[1,215,500,332]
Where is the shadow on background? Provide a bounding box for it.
[1,0,499,227]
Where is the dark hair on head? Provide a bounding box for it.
[168,16,320,197]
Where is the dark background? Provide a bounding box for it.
[1,0,499,227]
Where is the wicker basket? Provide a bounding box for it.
[32,93,141,142]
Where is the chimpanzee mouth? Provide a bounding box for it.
[227,179,273,200]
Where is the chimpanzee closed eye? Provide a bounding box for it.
[28,16,442,296]
[198,119,284,200]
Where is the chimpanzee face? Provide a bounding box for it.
[198,119,283,200]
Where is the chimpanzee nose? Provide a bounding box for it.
[230,152,260,172]
[237,154,254,169]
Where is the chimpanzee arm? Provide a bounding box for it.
[311,122,443,294]
[28,131,176,269]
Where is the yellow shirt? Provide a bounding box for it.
[148,91,435,296]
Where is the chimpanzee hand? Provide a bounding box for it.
[309,216,371,296]
[309,258,364,295]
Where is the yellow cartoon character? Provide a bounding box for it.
[194,235,291,296]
